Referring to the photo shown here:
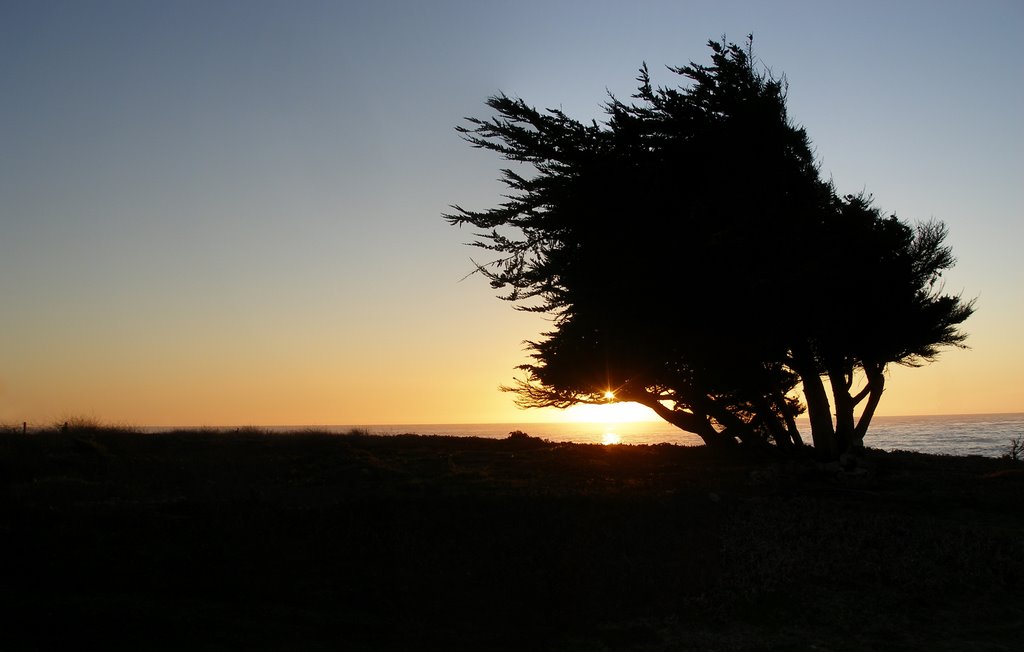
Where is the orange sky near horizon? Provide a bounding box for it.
[4,302,1017,428]
[2,2,1022,428]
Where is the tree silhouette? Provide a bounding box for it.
[446,38,973,458]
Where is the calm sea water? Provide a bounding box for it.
[250,413,1024,459]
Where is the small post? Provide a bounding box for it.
[22,421,27,435]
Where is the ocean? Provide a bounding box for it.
[253,413,1024,459]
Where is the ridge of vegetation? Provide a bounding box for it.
[2,427,1021,649]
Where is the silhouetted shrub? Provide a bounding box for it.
[1002,436,1024,463]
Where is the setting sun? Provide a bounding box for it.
[601,432,622,445]
[561,401,659,424]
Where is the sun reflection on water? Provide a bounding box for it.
[601,431,622,445]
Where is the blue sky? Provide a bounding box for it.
[1,1,1021,426]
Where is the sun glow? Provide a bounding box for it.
[561,400,659,424]
[601,432,622,445]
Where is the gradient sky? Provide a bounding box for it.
[2,1,1022,427]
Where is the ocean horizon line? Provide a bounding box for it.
[129,410,1024,430]
[22,413,1022,458]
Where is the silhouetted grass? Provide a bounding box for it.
[1,428,1021,650]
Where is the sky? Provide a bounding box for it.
[1,1,1022,427]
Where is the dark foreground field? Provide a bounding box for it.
[1,428,1022,650]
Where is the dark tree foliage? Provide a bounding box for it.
[446,38,973,458]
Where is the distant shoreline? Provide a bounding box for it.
[122,410,1024,429]
[8,412,1023,458]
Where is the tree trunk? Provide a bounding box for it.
[754,395,793,450]
[791,348,836,459]
[636,394,734,449]
[771,388,804,447]
[828,366,856,455]
[700,397,764,449]
[853,365,885,449]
